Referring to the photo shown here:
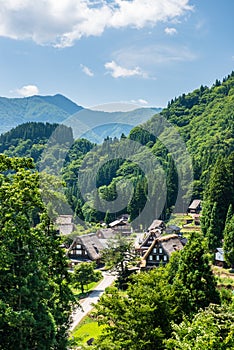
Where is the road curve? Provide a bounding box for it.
[70,271,116,331]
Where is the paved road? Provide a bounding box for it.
[70,272,116,331]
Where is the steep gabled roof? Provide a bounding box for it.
[141,234,183,266]
[70,233,104,260]
[96,228,115,239]
[148,219,165,231]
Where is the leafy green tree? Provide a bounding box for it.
[172,231,220,316]
[223,215,234,269]
[165,304,234,350]
[0,155,74,349]
[101,234,139,288]
[73,262,102,294]
[94,268,173,350]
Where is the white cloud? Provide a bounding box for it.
[80,64,94,77]
[104,61,147,79]
[165,27,178,35]
[113,45,196,67]
[0,0,193,47]
[16,84,39,97]
[131,99,149,105]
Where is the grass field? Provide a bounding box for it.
[69,315,104,348]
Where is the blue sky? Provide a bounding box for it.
[0,0,233,109]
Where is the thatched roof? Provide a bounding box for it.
[139,230,161,250]
[56,215,73,224]
[147,219,165,231]
[70,233,104,261]
[141,234,183,266]
[96,228,116,239]
[56,215,75,235]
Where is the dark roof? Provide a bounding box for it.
[188,199,201,210]
[141,234,183,267]
[148,219,165,231]
[139,230,161,249]
[70,233,104,260]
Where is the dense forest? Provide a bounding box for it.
[0,72,233,236]
[0,73,233,348]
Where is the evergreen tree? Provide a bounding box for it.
[172,231,220,315]
[201,157,233,246]
[223,215,234,269]
[166,155,178,209]
[0,155,74,349]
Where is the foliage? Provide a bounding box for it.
[101,234,139,288]
[165,304,234,349]
[201,154,234,249]
[172,231,220,316]
[73,262,102,294]
[0,155,75,349]
[93,268,173,350]
[223,214,234,268]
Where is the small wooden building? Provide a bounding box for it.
[109,217,132,233]
[56,215,75,235]
[165,224,181,235]
[187,199,201,214]
[68,233,104,265]
[140,234,183,269]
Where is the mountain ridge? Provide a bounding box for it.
[0,94,161,140]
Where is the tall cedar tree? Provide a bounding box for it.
[0,155,75,350]
[201,156,233,249]
[223,214,234,268]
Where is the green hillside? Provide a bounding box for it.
[61,72,234,227]
[0,94,82,134]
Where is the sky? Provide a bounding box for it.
[0,0,233,110]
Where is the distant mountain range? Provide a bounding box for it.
[0,94,161,142]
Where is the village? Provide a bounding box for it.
[56,199,226,271]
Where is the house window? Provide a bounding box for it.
[153,248,157,253]
[163,255,167,261]
[156,255,160,261]
[76,249,82,255]
[76,244,81,249]
[149,255,153,261]
[159,248,163,254]
[84,250,88,255]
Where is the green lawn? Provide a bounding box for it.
[69,315,104,348]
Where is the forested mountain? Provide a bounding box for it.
[0,74,234,349]
[61,72,234,228]
[0,94,160,140]
[0,122,73,163]
[0,73,233,230]
[0,94,83,134]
